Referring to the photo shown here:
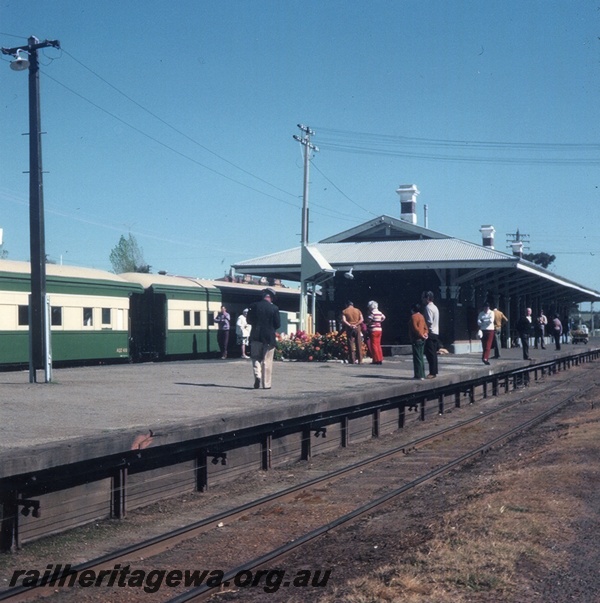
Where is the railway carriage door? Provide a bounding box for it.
[153,293,167,359]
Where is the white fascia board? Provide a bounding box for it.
[516,262,600,299]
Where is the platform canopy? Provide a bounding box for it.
[233,215,600,305]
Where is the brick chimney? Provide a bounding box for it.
[479,225,496,249]
[396,184,420,224]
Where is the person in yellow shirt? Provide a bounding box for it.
[492,306,508,359]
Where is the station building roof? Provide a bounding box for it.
[233,215,600,304]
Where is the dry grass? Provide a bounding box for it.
[316,408,600,603]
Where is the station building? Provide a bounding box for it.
[233,185,600,353]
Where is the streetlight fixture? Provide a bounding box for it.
[9,49,30,71]
[2,35,60,383]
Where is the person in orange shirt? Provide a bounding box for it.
[408,304,429,380]
[341,301,364,364]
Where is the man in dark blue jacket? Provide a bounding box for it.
[247,289,281,389]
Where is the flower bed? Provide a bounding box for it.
[275,330,368,362]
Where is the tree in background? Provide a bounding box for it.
[109,234,151,273]
[522,252,556,269]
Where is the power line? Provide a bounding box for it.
[315,126,600,152]
[61,49,300,201]
[42,71,303,209]
[314,127,600,165]
[311,162,378,217]
[40,53,366,225]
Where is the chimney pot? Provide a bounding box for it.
[396,184,420,225]
[480,225,496,249]
[511,241,524,258]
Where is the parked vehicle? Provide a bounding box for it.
[571,325,589,344]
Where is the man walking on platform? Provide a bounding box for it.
[247,289,280,389]
[421,291,440,378]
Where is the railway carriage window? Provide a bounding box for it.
[102,308,111,325]
[194,311,201,326]
[18,305,29,326]
[183,310,191,326]
[51,306,62,326]
[83,307,93,327]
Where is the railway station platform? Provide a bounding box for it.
[1,342,595,479]
[1,341,599,550]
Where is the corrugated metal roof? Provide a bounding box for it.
[234,239,515,268]
[232,240,600,300]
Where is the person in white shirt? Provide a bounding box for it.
[236,309,252,359]
[421,291,440,378]
[477,301,496,365]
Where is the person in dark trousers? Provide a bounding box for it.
[516,307,534,360]
[492,306,508,359]
[534,309,547,349]
[551,314,563,350]
[214,305,230,359]
[247,289,280,389]
[341,300,365,364]
[408,304,428,379]
[421,291,440,378]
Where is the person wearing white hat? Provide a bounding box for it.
[236,308,252,359]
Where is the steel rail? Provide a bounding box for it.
[166,383,596,603]
[0,368,590,603]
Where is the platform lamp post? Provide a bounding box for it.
[2,36,60,383]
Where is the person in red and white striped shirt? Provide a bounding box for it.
[366,300,386,365]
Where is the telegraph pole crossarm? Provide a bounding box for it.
[1,38,60,57]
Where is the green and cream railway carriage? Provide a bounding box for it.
[0,260,143,366]
[121,273,301,361]
[120,273,222,360]
[0,261,301,367]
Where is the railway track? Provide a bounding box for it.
[2,361,598,602]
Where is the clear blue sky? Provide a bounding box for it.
[1,1,599,297]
